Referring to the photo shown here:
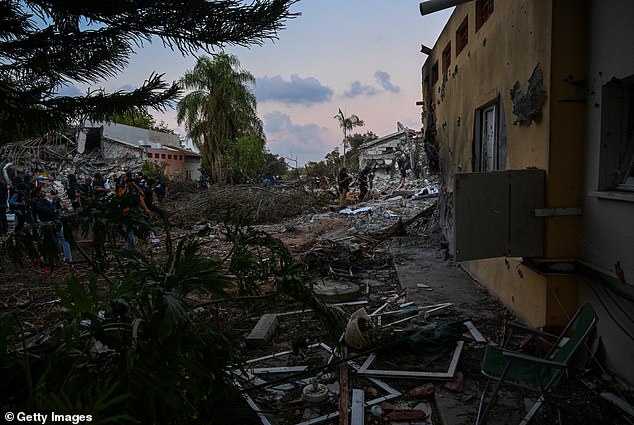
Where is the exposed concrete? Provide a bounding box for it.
[313,279,361,303]
[389,238,525,424]
[246,313,279,346]
[389,238,498,321]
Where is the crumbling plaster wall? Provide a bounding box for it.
[425,0,553,251]
[422,0,589,328]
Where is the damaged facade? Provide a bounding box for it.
[358,124,426,178]
[420,0,634,383]
[88,122,202,180]
[1,122,202,180]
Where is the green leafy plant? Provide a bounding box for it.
[1,204,344,423]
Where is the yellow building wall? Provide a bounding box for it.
[544,0,587,258]
[467,258,577,328]
[429,0,553,193]
[424,1,585,327]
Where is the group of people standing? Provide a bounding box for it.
[337,165,375,207]
[1,172,73,262]
[1,169,169,262]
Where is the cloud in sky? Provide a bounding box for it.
[344,81,379,98]
[255,74,333,105]
[374,70,400,93]
[119,84,135,92]
[263,111,335,165]
[56,83,82,97]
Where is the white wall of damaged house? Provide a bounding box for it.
[578,0,634,385]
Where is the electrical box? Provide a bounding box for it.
[454,169,545,261]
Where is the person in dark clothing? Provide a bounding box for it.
[31,186,72,262]
[144,178,166,219]
[8,182,28,232]
[92,173,111,193]
[338,168,352,207]
[0,177,8,235]
[66,174,82,210]
[79,175,94,197]
[154,178,167,202]
[357,165,372,202]
[118,176,150,249]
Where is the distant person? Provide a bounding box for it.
[92,173,111,193]
[154,177,168,202]
[118,175,150,250]
[9,182,29,232]
[66,174,82,210]
[357,165,371,202]
[199,175,209,190]
[337,168,352,207]
[0,176,8,236]
[31,186,73,263]
[79,176,93,196]
[262,177,272,188]
[144,178,166,219]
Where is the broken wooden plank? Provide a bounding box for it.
[464,320,486,343]
[351,389,365,425]
[339,347,349,425]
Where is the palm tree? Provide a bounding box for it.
[334,109,364,167]
[177,53,264,183]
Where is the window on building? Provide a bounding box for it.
[432,61,439,85]
[456,16,468,55]
[476,0,494,31]
[474,100,501,172]
[161,154,166,159]
[168,154,172,159]
[599,75,634,192]
[179,155,183,161]
[147,153,153,158]
[442,42,451,76]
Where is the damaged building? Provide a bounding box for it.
[419,0,634,384]
[88,122,202,180]
[357,124,427,178]
[1,122,202,180]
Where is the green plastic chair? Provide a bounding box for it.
[475,303,597,425]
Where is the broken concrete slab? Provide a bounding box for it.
[246,313,279,346]
[313,279,361,303]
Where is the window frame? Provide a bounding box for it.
[474,99,501,172]
[475,0,494,32]
[456,16,469,56]
[598,75,634,193]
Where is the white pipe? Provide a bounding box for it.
[419,0,471,16]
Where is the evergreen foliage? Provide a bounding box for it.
[0,0,298,142]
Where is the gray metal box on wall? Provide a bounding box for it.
[454,170,545,261]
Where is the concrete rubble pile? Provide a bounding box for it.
[0,129,144,183]
[222,187,467,425]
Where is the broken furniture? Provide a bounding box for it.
[476,303,598,425]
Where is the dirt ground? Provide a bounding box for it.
[1,184,633,425]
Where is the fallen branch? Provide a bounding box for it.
[368,200,437,243]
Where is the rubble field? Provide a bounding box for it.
[1,179,633,425]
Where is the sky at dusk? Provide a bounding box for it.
[62,1,453,166]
